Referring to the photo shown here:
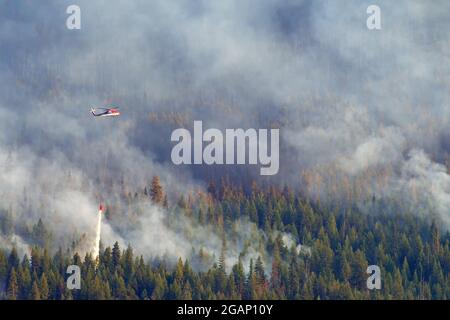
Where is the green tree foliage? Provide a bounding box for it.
[0,182,448,300]
[7,268,18,300]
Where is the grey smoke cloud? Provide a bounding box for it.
[0,0,450,263]
[396,150,450,226]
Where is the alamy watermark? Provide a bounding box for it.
[66,265,81,290]
[171,121,279,176]
[66,5,81,30]
[66,4,381,32]
[366,265,381,290]
[367,5,381,30]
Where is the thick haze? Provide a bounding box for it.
[0,1,449,259]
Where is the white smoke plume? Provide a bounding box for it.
[396,150,450,226]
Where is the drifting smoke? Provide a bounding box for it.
[113,200,279,273]
[396,150,450,226]
[281,233,311,256]
[0,0,450,267]
[0,234,30,258]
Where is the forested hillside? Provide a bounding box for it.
[1,179,448,300]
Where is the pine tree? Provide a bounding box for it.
[112,242,121,269]
[151,274,167,300]
[30,280,41,300]
[393,268,405,299]
[175,258,184,282]
[0,250,7,285]
[287,257,299,299]
[244,259,257,300]
[92,276,105,300]
[8,247,19,270]
[7,268,18,300]
[18,264,31,299]
[40,273,49,300]
[113,273,127,299]
[270,242,282,294]
[31,247,41,276]
[232,259,246,297]
[349,250,367,290]
[150,176,164,205]
[123,245,134,283]
[181,281,193,300]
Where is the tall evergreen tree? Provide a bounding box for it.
[30,280,41,300]
[150,176,164,205]
[40,273,49,300]
[7,268,18,300]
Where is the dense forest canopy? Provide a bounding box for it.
[1,180,449,300]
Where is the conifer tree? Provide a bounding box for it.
[112,242,121,269]
[40,273,49,300]
[30,280,41,300]
[7,268,18,300]
[150,176,164,205]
